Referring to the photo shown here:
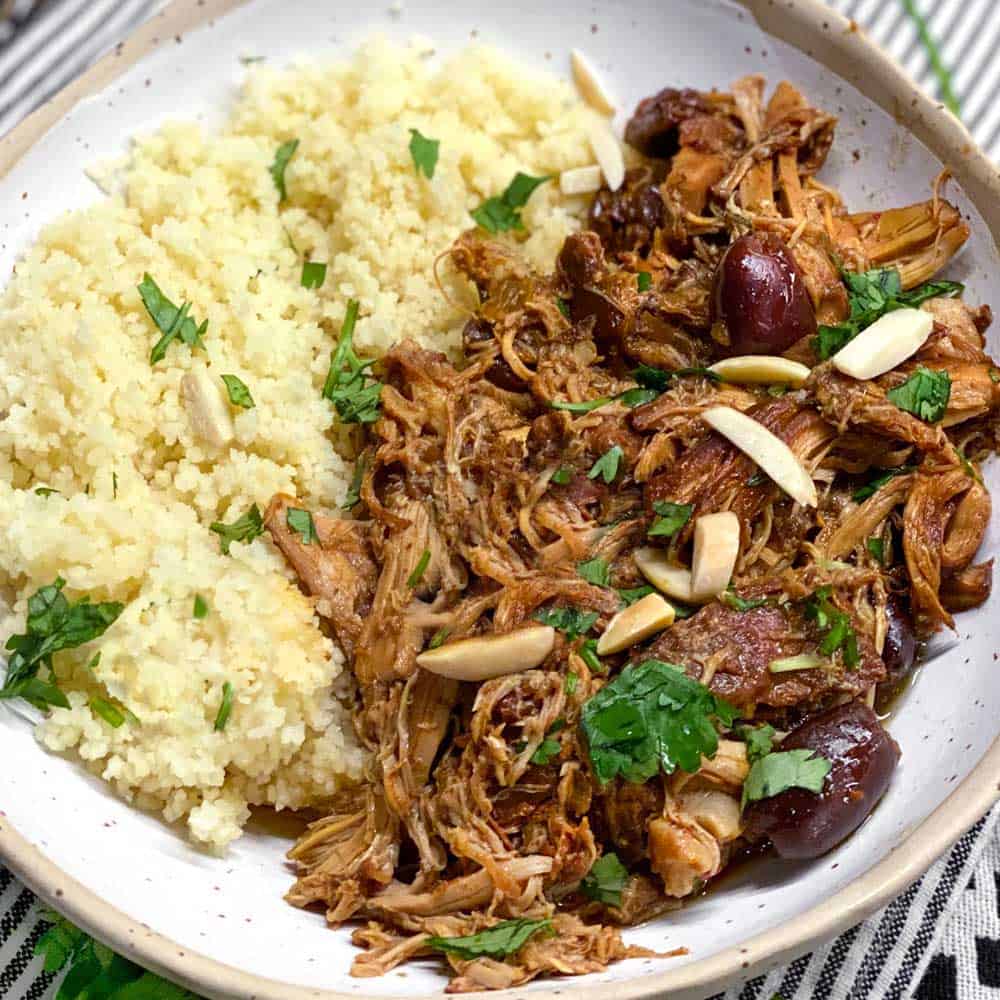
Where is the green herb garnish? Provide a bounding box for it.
[581,852,630,907]
[89,696,126,728]
[286,507,318,545]
[551,465,573,485]
[565,672,579,695]
[618,387,660,407]
[533,606,599,640]
[742,749,832,808]
[426,918,552,960]
[193,594,209,619]
[648,500,693,539]
[735,723,775,763]
[0,578,123,709]
[221,374,254,409]
[322,299,383,424]
[471,172,551,233]
[721,589,767,612]
[618,584,655,607]
[852,465,914,501]
[578,557,610,588]
[408,128,439,179]
[429,628,450,650]
[578,637,603,672]
[551,396,613,414]
[531,737,562,765]
[301,261,327,289]
[138,274,208,366]
[886,367,951,422]
[804,586,860,668]
[556,297,571,319]
[210,504,264,555]
[343,456,367,510]
[867,537,885,564]
[581,659,736,785]
[588,445,623,484]
[270,138,299,202]
[34,487,59,498]
[214,681,234,731]
[407,549,431,588]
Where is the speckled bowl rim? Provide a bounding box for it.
[1,1,999,998]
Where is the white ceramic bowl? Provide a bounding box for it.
[1,2,999,998]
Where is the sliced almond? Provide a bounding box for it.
[181,367,234,449]
[831,307,933,380]
[560,165,604,196]
[596,593,675,655]
[570,49,617,116]
[586,121,625,192]
[690,511,740,601]
[634,547,695,603]
[709,355,811,387]
[702,406,817,508]
[769,653,826,673]
[416,625,555,681]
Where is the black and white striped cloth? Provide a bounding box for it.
[1,1,1000,997]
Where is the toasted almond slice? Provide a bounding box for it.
[560,165,604,196]
[709,355,811,387]
[690,511,740,601]
[416,625,555,681]
[570,49,617,116]
[702,406,818,508]
[181,367,235,449]
[597,593,675,655]
[634,547,695,603]
[769,653,826,673]
[586,121,625,192]
[831,307,934,380]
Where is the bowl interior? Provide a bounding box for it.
[1,0,999,997]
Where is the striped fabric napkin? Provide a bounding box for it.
[1,1,999,998]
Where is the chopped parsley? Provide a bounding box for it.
[408,128,439,179]
[213,681,234,731]
[633,364,720,390]
[735,723,776,763]
[886,367,951,422]
[619,584,655,607]
[852,465,914,501]
[533,606,598,640]
[804,586,860,668]
[581,659,736,784]
[193,594,209,619]
[471,172,551,233]
[577,557,610,588]
[269,138,299,202]
[426,918,552,960]
[221,374,254,409]
[636,271,652,292]
[342,456,367,510]
[407,549,431,589]
[742,748,832,808]
[867,537,885,564]
[210,504,264,555]
[588,445,623,484]
[814,267,963,360]
[322,299,383,424]
[581,852,630,907]
[138,274,207,365]
[551,465,574,485]
[648,500,693,539]
[286,507,318,545]
[301,260,327,289]
[0,578,123,710]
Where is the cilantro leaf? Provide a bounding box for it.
[588,446,623,484]
[853,465,915,501]
[342,456,367,510]
[531,738,561,765]
[581,659,736,784]
[407,549,431,589]
[742,748,832,808]
[578,557,610,588]
[533,606,598,640]
[322,299,383,424]
[214,680,234,731]
[286,507,318,545]
[138,274,207,366]
[427,918,552,960]
[581,852,630,906]
[0,578,124,709]
[648,500,693,538]
[632,364,719,391]
[220,374,254,409]
[721,589,767,612]
[556,297,571,319]
[408,128,439,179]
[270,138,299,202]
[886,367,951,422]
[636,271,652,292]
[804,586,860,668]
[735,723,775,763]
[210,504,264,555]
[193,594,209,619]
[471,172,551,233]
[867,537,885,564]
[618,584,655,607]
[300,261,327,289]
[551,465,573,485]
